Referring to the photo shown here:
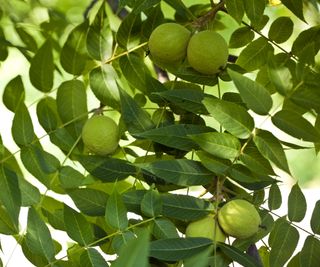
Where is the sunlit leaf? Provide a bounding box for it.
[116,12,141,49]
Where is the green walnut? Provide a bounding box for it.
[186,214,226,242]
[148,23,191,65]
[218,199,261,239]
[82,115,119,156]
[187,30,228,75]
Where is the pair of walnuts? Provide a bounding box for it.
[148,23,229,75]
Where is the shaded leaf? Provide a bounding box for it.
[36,97,59,132]
[229,27,254,48]
[141,189,162,217]
[80,248,109,267]
[267,58,292,95]
[2,75,25,112]
[225,0,244,24]
[300,235,320,267]
[268,17,294,43]
[112,231,136,253]
[268,183,282,210]
[197,151,232,175]
[288,183,307,222]
[152,218,179,240]
[310,200,320,234]
[58,165,85,189]
[116,12,141,49]
[0,206,18,235]
[184,245,213,267]
[281,0,305,22]
[244,0,266,26]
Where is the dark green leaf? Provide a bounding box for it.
[123,190,147,214]
[80,248,109,267]
[288,183,306,222]
[272,110,320,142]
[150,237,212,261]
[135,124,212,151]
[26,208,55,262]
[244,0,266,26]
[0,26,8,60]
[63,205,95,246]
[197,151,232,175]
[15,26,37,52]
[269,218,299,267]
[105,189,128,230]
[229,27,255,48]
[228,69,273,115]
[18,175,41,207]
[29,40,54,92]
[12,103,35,146]
[141,189,162,217]
[137,159,213,186]
[152,218,179,239]
[287,252,300,267]
[36,97,59,132]
[161,194,213,221]
[68,188,108,216]
[2,75,25,112]
[190,132,241,159]
[203,97,254,139]
[225,0,245,24]
[162,0,195,20]
[78,155,137,182]
[0,206,18,235]
[183,246,213,267]
[300,235,320,267]
[236,37,274,71]
[132,0,160,14]
[89,65,120,110]
[253,129,290,173]
[41,196,65,231]
[268,17,294,43]
[268,183,282,210]
[281,0,305,22]
[116,13,141,49]
[119,87,155,134]
[60,21,89,75]
[310,200,320,234]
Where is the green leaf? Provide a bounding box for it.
[288,183,307,222]
[281,0,305,22]
[56,79,88,137]
[119,54,151,94]
[86,4,113,62]
[78,155,137,182]
[228,69,273,115]
[63,205,95,246]
[123,190,147,214]
[152,218,179,239]
[2,75,25,112]
[269,218,299,267]
[29,39,54,92]
[244,0,266,26]
[141,189,162,217]
[0,165,21,229]
[12,103,35,146]
[135,124,212,151]
[162,0,195,20]
[300,235,320,267]
[132,0,161,14]
[236,37,274,72]
[68,188,108,216]
[0,26,9,61]
[41,196,65,231]
[268,17,294,44]
[219,243,259,267]
[225,0,245,24]
[105,189,128,230]
[161,194,213,221]
[197,151,232,175]
[58,166,85,189]
[190,132,241,160]
[119,87,155,134]
[89,65,120,110]
[0,206,18,235]
[15,25,37,52]
[80,248,109,267]
[268,183,282,210]
[137,159,213,186]
[116,13,141,49]
[203,97,254,139]
[25,208,56,262]
[18,175,41,207]
[253,129,290,173]
[310,200,320,234]
[272,110,320,142]
[111,228,149,267]
[60,21,89,75]
[150,237,213,261]
[183,246,212,267]
[229,27,254,48]
[36,97,59,132]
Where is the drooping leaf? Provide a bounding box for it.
[141,189,162,218]
[225,0,245,24]
[288,183,307,222]
[203,97,254,139]
[244,0,266,27]
[236,37,274,72]
[281,0,305,22]
[253,129,290,173]
[228,69,273,115]
[229,27,255,48]
[105,188,128,231]
[161,194,213,221]
[272,110,320,142]
[80,248,109,267]
[25,208,56,262]
[190,132,241,160]
[268,183,282,210]
[310,200,320,234]
[89,65,120,110]
[269,218,299,267]
[2,75,25,112]
[268,16,294,44]
[152,218,179,240]
[137,159,213,186]
[60,21,90,75]
[29,39,54,92]
[299,235,320,267]
[150,237,213,261]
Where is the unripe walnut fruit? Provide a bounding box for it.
[82,115,119,156]
[187,31,228,75]
[218,199,261,239]
[148,23,191,65]
[185,214,226,242]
